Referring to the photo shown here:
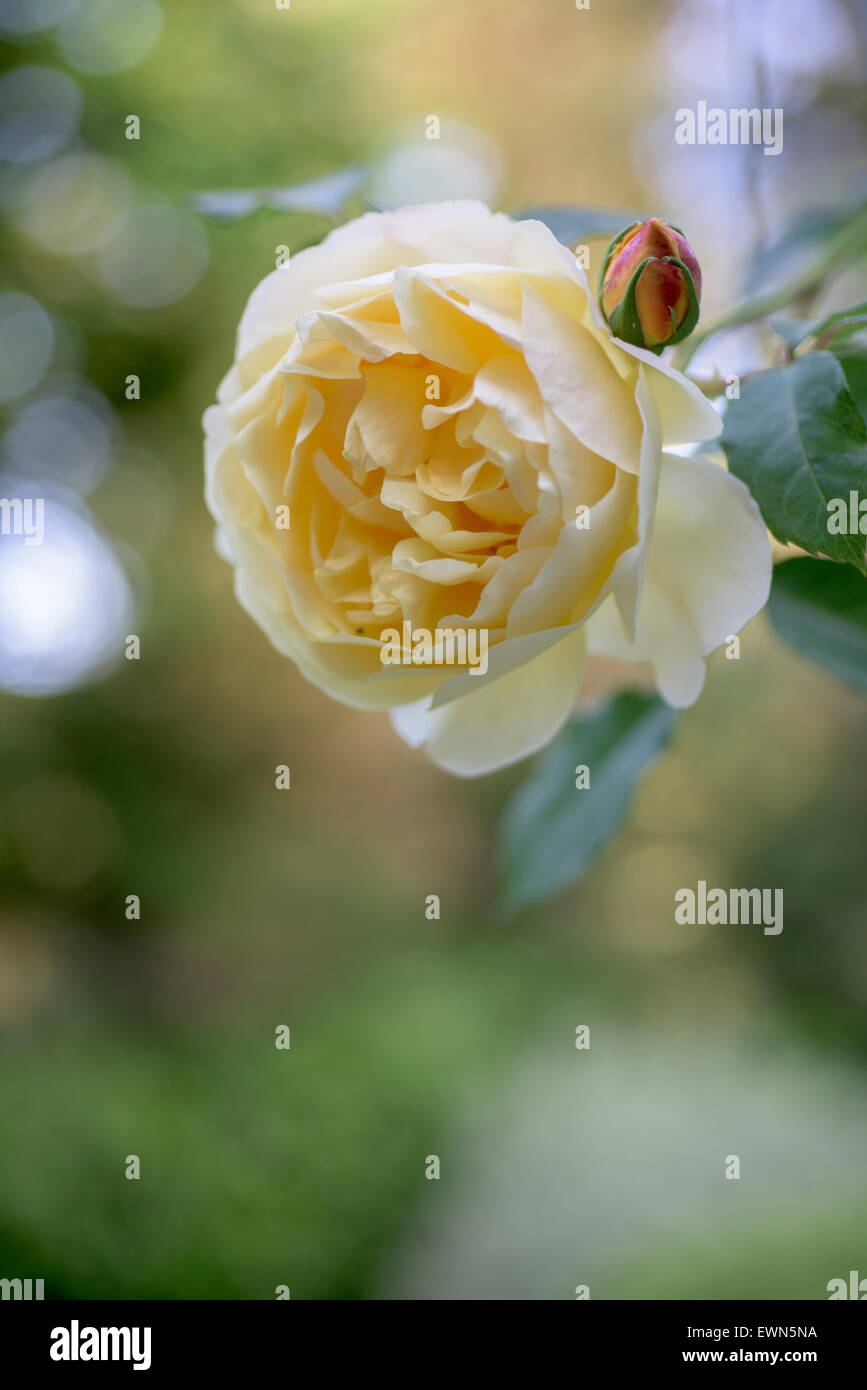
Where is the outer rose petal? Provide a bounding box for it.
[390,626,586,777]
[236,201,516,376]
[586,452,773,706]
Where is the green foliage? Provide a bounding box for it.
[769,306,867,357]
[722,352,867,574]
[0,951,572,1300]
[677,204,867,367]
[497,693,678,912]
[769,557,867,695]
[808,301,867,348]
[839,350,867,420]
[513,205,646,248]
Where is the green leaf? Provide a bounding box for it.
[497,692,678,913]
[721,351,867,574]
[808,300,867,346]
[679,205,867,367]
[768,314,820,352]
[769,557,867,694]
[838,350,867,422]
[770,304,867,355]
[513,205,645,248]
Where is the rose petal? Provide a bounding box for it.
[391,624,586,776]
[587,451,773,705]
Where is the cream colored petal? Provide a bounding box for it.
[281,330,361,382]
[379,200,517,263]
[421,382,476,428]
[392,537,499,586]
[416,452,503,503]
[624,343,723,447]
[442,546,549,630]
[236,220,394,370]
[237,202,511,356]
[393,266,509,373]
[607,365,663,639]
[506,465,638,637]
[463,486,529,527]
[509,217,592,286]
[587,451,772,706]
[470,405,526,464]
[521,280,643,471]
[543,407,616,519]
[412,510,511,554]
[391,625,586,777]
[414,266,524,347]
[302,308,414,362]
[429,622,580,710]
[575,282,723,446]
[345,363,430,476]
[473,354,546,444]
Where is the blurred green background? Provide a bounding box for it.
[1,0,866,1300]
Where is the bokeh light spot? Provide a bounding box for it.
[98,202,209,308]
[57,0,164,76]
[0,293,54,404]
[0,502,133,696]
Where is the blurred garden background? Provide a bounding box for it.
[1,0,866,1299]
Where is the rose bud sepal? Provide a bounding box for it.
[599,219,701,354]
[606,256,700,354]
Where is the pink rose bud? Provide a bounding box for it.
[599,218,702,353]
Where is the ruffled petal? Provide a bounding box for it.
[587,452,772,706]
[390,625,586,776]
